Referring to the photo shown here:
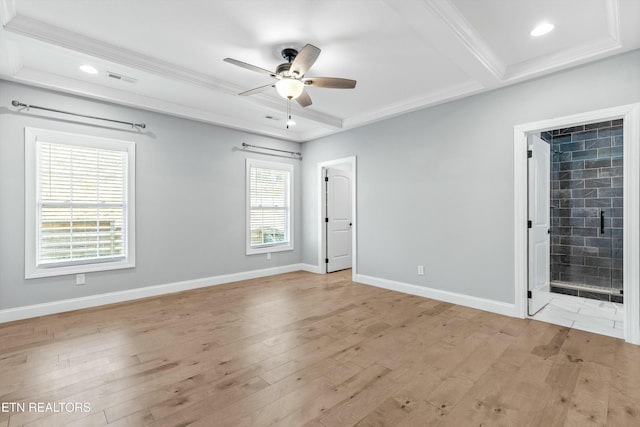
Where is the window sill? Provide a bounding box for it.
[246,243,294,256]
[25,259,135,279]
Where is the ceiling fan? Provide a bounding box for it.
[224,44,356,108]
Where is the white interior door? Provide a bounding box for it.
[326,167,352,273]
[528,134,552,315]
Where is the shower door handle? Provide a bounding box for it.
[600,210,605,234]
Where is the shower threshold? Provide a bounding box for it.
[550,280,622,296]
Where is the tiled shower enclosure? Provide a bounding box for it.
[542,120,623,303]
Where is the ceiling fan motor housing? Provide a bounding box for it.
[275,63,292,77]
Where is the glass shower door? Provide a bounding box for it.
[549,121,623,303]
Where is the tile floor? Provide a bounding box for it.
[531,291,624,339]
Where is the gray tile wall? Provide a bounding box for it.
[544,120,623,295]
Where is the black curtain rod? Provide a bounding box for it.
[11,100,146,129]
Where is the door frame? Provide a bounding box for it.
[513,103,640,345]
[317,156,357,280]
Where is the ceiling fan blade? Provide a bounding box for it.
[224,58,276,78]
[296,89,312,107]
[290,44,321,77]
[303,77,357,89]
[239,83,274,96]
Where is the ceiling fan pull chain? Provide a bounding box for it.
[286,99,295,129]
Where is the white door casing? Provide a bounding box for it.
[514,103,640,345]
[528,134,552,315]
[326,167,352,272]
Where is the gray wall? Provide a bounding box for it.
[1,50,639,311]
[302,49,640,304]
[0,81,302,310]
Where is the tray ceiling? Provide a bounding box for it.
[0,0,638,142]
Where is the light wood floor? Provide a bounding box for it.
[1,270,639,427]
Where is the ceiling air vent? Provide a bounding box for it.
[265,115,281,121]
[107,71,138,84]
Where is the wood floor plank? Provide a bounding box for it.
[606,339,640,425]
[439,368,518,425]
[393,401,448,427]
[0,269,638,427]
[273,363,391,427]
[152,356,360,427]
[353,392,425,427]
[316,357,428,427]
[564,361,611,426]
[194,376,336,427]
[58,331,314,425]
[451,331,514,383]
[260,334,365,384]
[528,360,583,426]
[103,409,155,427]
[18,407,106,427]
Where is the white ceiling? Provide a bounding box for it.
[0,0,638,142]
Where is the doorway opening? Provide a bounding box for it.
[514,104,640,344]
[543,122,624,304]
[317,157,357,278]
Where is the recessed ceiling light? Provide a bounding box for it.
[79,64,98,74]
[530,22,554,37]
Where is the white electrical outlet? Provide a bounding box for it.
[417,265,425,275]
[76,273,85,285]
[267,252,272,260]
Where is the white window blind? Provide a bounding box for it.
[25,127,136,278]
[246,159,293,254]
[38,141,127,264]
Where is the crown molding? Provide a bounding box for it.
[296,127,337,142]
[0,0,15,26]
[4,14,232,91]
[277,80,484,142]
[0,1,491,142]
[503,36,622,82]
[2,14,344,129]
[343,80,483,130]
[502,0,621,81]
[7,68,308,142]
[382,0,499,88]
[246,92,343,129]
[605,0,620,41]
[425,0,623,84]
[422,0,506,81]
[2,0,630,144]
[0,38,22,75]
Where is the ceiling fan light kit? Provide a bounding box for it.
[275,78,304,100]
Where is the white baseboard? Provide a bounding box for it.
[354,274,517,318]
[0,264,306,323]
[0,266,517,324]
[300,263,323,274]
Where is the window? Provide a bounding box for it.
[246,159,293,254]
[25,128,135,278]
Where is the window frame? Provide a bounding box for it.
[24,127,136,279]
[246,158,294,255]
